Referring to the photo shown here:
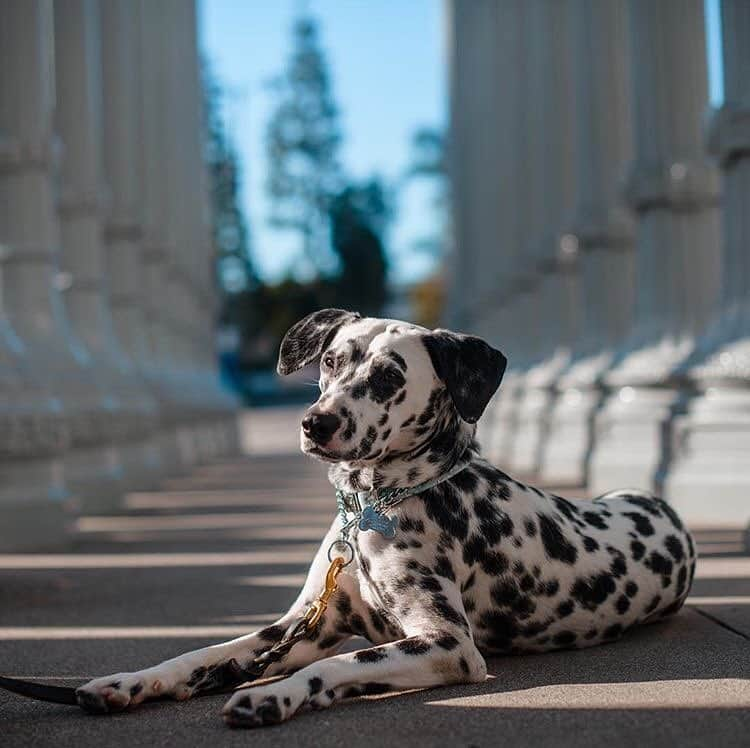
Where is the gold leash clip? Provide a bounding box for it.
[303,556,346,629]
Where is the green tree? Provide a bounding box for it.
[266,15,342,274]
[329,179,390,315]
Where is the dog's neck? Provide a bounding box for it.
[327,406,479,493]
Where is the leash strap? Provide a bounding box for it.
[0,557,347,710]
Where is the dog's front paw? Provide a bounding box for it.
[223,679,319,728]
[76,669,185,714]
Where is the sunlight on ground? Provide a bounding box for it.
[427,679,750,709]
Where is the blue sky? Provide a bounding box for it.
[199,0,446,284]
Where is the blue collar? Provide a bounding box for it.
[334,460,469,540]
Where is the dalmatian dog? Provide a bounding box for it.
[76,309,696,726]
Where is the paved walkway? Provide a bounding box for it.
[1,408,749,746]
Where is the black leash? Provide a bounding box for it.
[0,585,331,712]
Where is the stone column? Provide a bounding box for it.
[478,0,538,469]
[137,0,192,472]
[446,0,526,460]
[178,0,239,459]
[99,0,163,487]
[589,0,721,494]
[0,1,71,550]
[664,0,750,525]
[0,0,117,547]
[539,0,635,486]
[55,0,160,506]
[509,0,579,477]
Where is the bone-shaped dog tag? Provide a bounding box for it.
[358,505,397,539]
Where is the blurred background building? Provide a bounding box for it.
[448,0,749,529]
[1,0,747,550]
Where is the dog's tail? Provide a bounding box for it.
[0,675,78,705]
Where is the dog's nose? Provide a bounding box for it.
[301,411,341,445]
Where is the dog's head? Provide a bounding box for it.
[277,309,507,465]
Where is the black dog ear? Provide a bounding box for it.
[422,330,507,424]
[277,308,361,375]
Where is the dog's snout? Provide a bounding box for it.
[301,411,341,445]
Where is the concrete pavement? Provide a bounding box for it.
[1,407,749,747]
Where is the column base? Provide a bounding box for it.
[0,457,72,551]
[539,387,602,487]
[663,386,750,527]
[118,435,163,491]
[588,385,678,495]
[65,444,125,514]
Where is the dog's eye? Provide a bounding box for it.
[322,354,336,371]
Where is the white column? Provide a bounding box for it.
[510,0,579,477]
[55,0,161,506]
[137,0,192,472]
[178,0,239,459]
[481,0,536,468]
[0,0,118,547]
[446,0,527,460]
[99,0,163,487]
[589,0,720,494]
[0,1,71,550]
[664,0,750,525]
[539,0,635,486]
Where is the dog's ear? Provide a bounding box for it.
[277,308,361,375]
[422,330,507,424]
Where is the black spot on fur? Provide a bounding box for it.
[616,595,630,614]
[646,551,673,587]
[434,633,460,650]
[553,631,577,647]
[420,575,442,592]
[583,511,608,530]
[583,536,600,553]
[610,556,628,578]
[400,516,425,534]
[655,498,684,531]
[623,512,655,537]
[571,572,616,611]
[478,610,519,651]
[434,555,456,582]
[308,677,323,696]
[257,624,286,642]
[397,637,431,655]
[356,648,388,663]
[625,581,638,597]
[630,540,646,561]
[664,535,684,562]
[557,599,575,618]
[625,495,662,516]
[256,695,282,724]
[538,514,578,564]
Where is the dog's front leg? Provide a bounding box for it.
[223,588,486,727]
[76,520,356,714]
